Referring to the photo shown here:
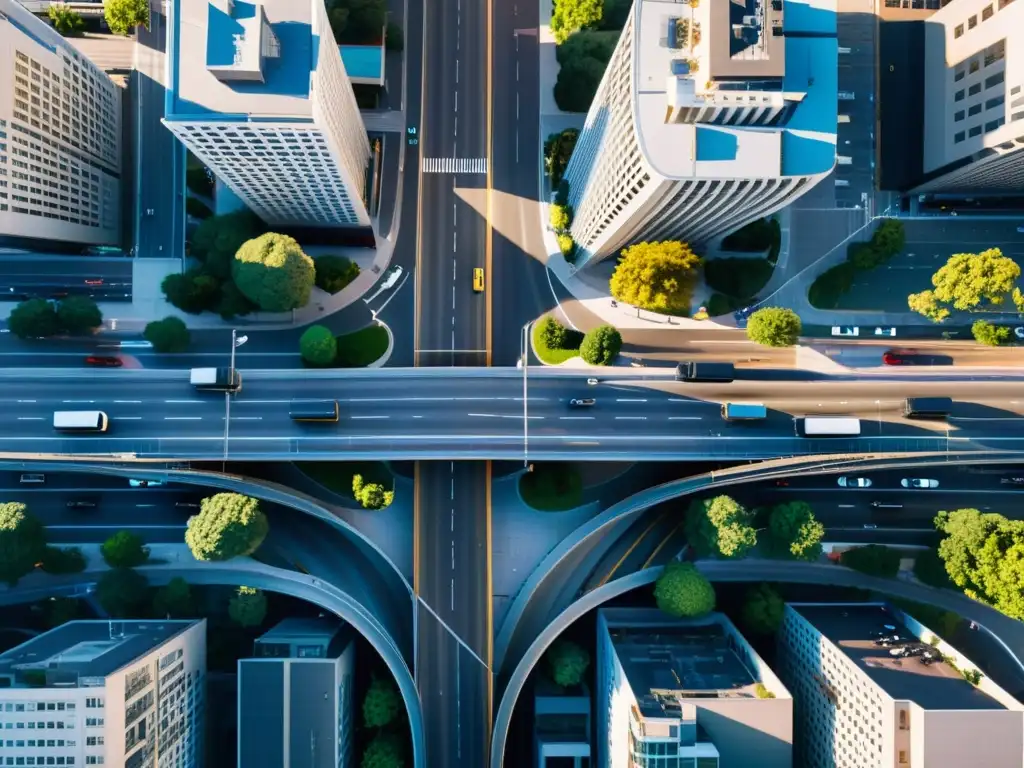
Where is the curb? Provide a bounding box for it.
[368,319,395,369]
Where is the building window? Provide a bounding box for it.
[954,23,964,37]
[955,90,965,102]
[955,110,965,121]
[969,58,981,74]
[954,131,966,143]
[985,118,1004,132]
[969,14,979,28]
[955,68,966,82]
[983,3,994,18]
[969,125,983,137]
[986,95,1005,110]
[968,104,983,117]
[969,83,982,96]
[985,71,1005,89]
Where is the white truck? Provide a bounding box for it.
[190,367,241,392]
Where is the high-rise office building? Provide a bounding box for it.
[562,0,837,267]
[237,618,355,768]
[0,0,121,245]
[0,619,207,768]
[913,0,1024,192]
[164,0,371,229]
[777,602,1024,768]
[597,608,793,768]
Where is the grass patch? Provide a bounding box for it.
[334,325,390,367]
[299,461,393,499]
[519,463,584,511]
[532,322,584,364]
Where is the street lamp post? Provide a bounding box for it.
[222,329,248,463]
[521,323,531,467]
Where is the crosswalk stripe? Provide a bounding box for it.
[421,157,488,175]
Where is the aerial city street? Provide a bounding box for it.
[1,0,1024,766]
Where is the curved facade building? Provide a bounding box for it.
[563,0,838,267]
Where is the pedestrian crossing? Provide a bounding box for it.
[421,157,489,174]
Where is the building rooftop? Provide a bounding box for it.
[795,604,1006,711]
[634,0,836,180]
[169,0,323,118]
[0,620,198,689]
[253,618,351,659]
[609,622,759,719]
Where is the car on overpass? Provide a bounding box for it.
[901,478,939,489]
[837,476,872,488]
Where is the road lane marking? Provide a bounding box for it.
[164,400,202,404]
[668,417,702,421]
[17,399,35,403]
[117,416,143,420]
[468,413,543,420]
[838,504,855,508]
[62,400,95,404]
[560,416,595,420]
[46,524,185,529]
[668,399,716,405]
[136,504,156,508]
[615,416,646,421]
[616,398,648,403]
[227,416,262,421]
[164,416,202,420]
[16,417,43,421]
[115,400,142,404]
[350,415,390,420]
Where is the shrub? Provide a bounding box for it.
[610,241,701,315]
[654,562,715,618]
[385,20,404,51]
[315,255,360,294]
[557,233,576,260]
[216,280,257,319]
[185,164,214,197]
[228,586,267,627]
[538,315,570,350]
[191,210,263,280]
[913,548,953,589]
[152,577,195,618]
[300,324,338,366]
[0,503,47,585]
[48,4,85,36]
[232,233,316,312]
[972,319,1010,347]
[554,30,618,112]
[550,203,573,232]
[185,196,213,220]
[746,307,801,347]
[8,299,61,339]
[839,544,901,578]
[57,296,102,335]
[754,683,776,699]
[352,474,394,510]
[162,269,221,314]
[104,0,148,35]
[185,493,269,561]
[96,568,150,617]
[40,546,87,575]
[579,324,622,365]
[720,218,775,252]
[544,130,580,186]
[546,640,590,687]
[362,677,401,728]
[554,179,570,207]
[101,530,150,568]
[144,316,191,353]
[808,262,856,309]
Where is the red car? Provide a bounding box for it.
[84,278,104,286]
[882,350,914,365]
[85,355,122,367]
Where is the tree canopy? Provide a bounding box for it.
[229,586,268,627]
[300,324,338,366]
[544,129,579,186]
[740,583,785,635]
[185,493,269,561]
[314,255,360,294]
[57,296,102,334]
[579,324,622,365]
[0,503,46,585]
[361,733,404,768]
[685,495,757,559]
[971,319,1010,347]
[152,577,195,618]
[909,248,1024,322]
[766,501,824,561]
[746,307,801,347]
[610,241,701,315]
[326,0,387,45]
[550,203,573,233]
[352,475,395,510]
[233,233,316,312]
[101,530,150,568]
[551,0,604,43]
[839,544,901,578]
[9,299,61,339]
[546,639,590,687]
[48,4,85,36]
[104,0,148,35]
[161,269,222,314]
[554,30,618,112]
[362,677,401,728]
[191,210,264,280]
[96,568,150,617]
[144,316,191,353]
[653,561,716,618]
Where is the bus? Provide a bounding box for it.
[289,400,340,423]
[800,417,861,437]
[721,403,767,421]
[53,411,109,432]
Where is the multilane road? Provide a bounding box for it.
[7,368,1024,459]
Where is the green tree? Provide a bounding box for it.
[870,219,905,258]
[550,203,573,232]
[909,248,1021,322]
[610,241,701,315]
[232,233,316,312]
[152,577,195,618]
[56,296,102,334]
[544,129,579,185]
[362,677,401,728]
[554,30,618,112]
[746,307,801,347]
[190,210,263,280]
[808,262,856,309]
[913,547,953,589]
[216,280,257,319]
[185,493,269,561]
[48,4,85,35]
[352,475,395,510]
[361,733,404,768]
[537,315,570,350]
[740,584,785,635]
[300,324,338,366]
[971,319,1010,347]
[557,233,577,261]
[579,324,622,365]
[228,586,268,627]
[551,0,603,43]
[9,298,60,339]
[96,568,150,618]
[101,530,150,568]
[314,255,360,294]
[839,544,901,578]
[327,0,387,45]
[0,503,46,585]
[653,561,715,618]
[766,501,824,561]
[45,597,81,628]
[40,546,87,575]
[144,316,191,353]
[103,0,149,35]
[161,269,222,314]
[545,639,590,687]
[685,495,756,559]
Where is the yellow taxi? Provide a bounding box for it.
[473,267,485,292]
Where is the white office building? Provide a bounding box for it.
[164,0,371,229]
[914,0,1024,193]
[778,603,1024,768]
[237,618,355,768]
[563,0,837,267]
[597,608,793,768]
[0,619,207,768]
[0,0,121,245]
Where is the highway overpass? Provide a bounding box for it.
[4,367,1024,460]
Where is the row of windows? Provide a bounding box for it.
[953,0,1016,39]
[0,705,73,714]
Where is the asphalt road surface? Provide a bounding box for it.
[0,257,132,302]
[7,368,1024,458]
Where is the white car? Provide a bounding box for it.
[901,478,939,489]
[129,479,164,488]
[381,265,404,290]
[831,326,860,337]
[838,477,872,488]
[119,340,154,349]
[1015,327,1024,340]
[874,327,896,337]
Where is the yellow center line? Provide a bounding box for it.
[484,0,494,367]
[596,511,670,589]
[641,520,686,570]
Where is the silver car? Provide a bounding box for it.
[838,477,872,488]
[901,478,939,489]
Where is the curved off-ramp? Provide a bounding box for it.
[0,558,427,768]
[491,560,1024,768]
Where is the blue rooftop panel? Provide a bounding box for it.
[780,33,837,176]
[206,2,244,67]
[230,23,314,98]
[782,131,835,177]
[695,127,739,162]
[340,45,383,80]
[783,0,837,35]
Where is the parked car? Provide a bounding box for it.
[838,477,872,488]
[874,327,897,337]
[831,326,860,337]
[901,478,939,489]
[129,479,163,488]
[85,355,122,367]
[568,398,596,408]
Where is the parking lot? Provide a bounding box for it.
[836,219,1024,312]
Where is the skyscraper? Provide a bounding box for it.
[164,0,372,230]
[563,0,837,267]
[0,0,121,245]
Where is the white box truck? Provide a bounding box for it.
[190,367,241,392]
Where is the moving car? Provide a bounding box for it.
[1000,477,1024,486]
[568,398,596,408]
[882,350,914,365]
[831,326,859,337]
[381,265,404,290]
[84,278,104,286]
[901,478,939,489]
[66,499,97,509]
[874,327,897,337]
[175,501,200,508]
[837,477,872,488]
[129,479,163,488]
[85,355,122,367]
[863,524,878,529]
[473,268,485,292]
